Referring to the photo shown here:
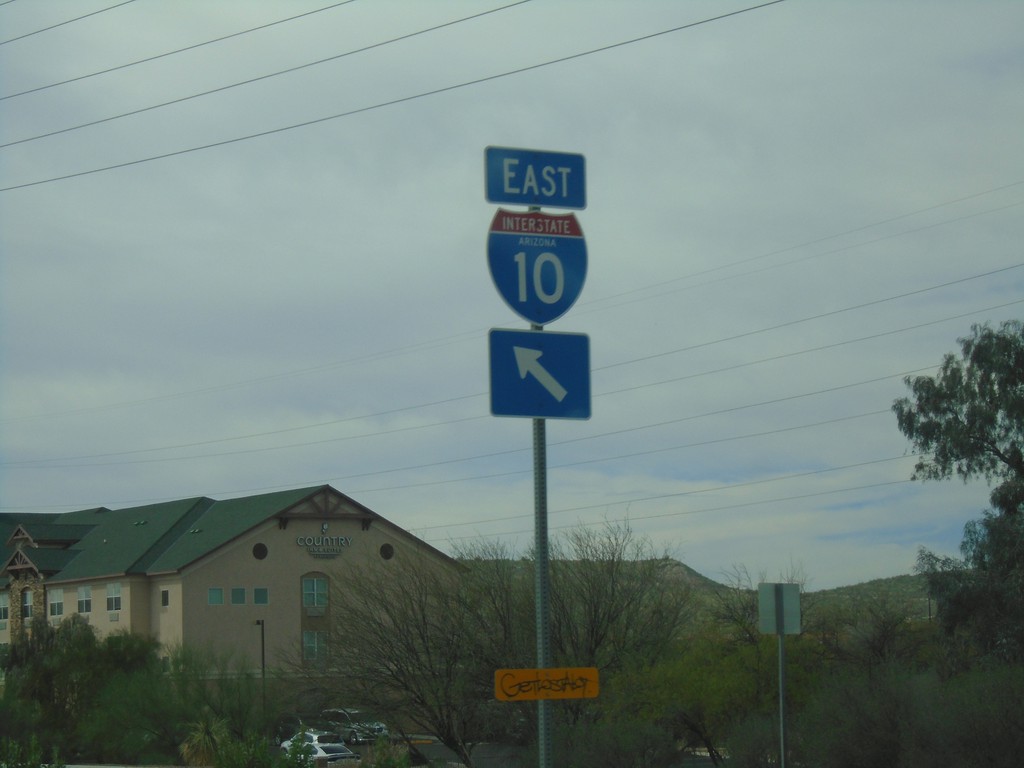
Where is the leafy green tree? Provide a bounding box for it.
[893,320,1024,661]
[893,320,1024,515]
[917,510,1024,662]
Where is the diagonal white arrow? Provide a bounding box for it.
[513,346,567,402]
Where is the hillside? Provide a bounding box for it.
[675,562,933,622]
[808,573,932,620]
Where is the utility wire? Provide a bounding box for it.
[0,0,786,192]
[0,1,359,99]
[414,455,915,533]
[0,0,533,147]
[1,193,1014,425]
[0,0,138,46]
[5,276,1014,464]
[583,179,1024,309]
[431,479,916,543]
[598,263,1024,371]
[347,411,896,495]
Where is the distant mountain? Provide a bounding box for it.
[807,573,933,620]
[668,561,934,622]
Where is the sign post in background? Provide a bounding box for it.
[759,583,801,768]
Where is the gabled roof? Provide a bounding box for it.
[143,486,318,573]
[0,485,453,586]
[54,496,211,580]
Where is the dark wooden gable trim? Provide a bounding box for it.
[5,524,34,549]
[2,549,39,579]
[277,486,376,530]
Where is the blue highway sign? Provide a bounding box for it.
[488,208,587,325]
[485,146,586,210]
[490,328,591,419]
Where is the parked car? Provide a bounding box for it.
[321,707,390,744]
[280,730,360,763]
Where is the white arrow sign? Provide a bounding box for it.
[514,346,567,402]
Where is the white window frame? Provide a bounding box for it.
[302,576,328,608]
[77,585,92,613]
[49,589,64,617]
[106,582,122,612]
[302,630,327,662]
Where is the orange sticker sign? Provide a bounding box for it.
[495,667,599,701]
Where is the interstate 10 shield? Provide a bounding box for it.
[487,209,587,326]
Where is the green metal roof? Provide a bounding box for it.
[144,486,321,573]
[1,486,329,584]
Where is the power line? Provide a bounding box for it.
[6,279,1013,466]
[1,363,933,484]
[0,0,138,46]
[2,192,1014,426]
[0,0,786,192]
[0,1,359,100]
[430,479,916,544]
[0,0,533,148]
[345,410,896,495]
[582,179,1024,310]
[598,264,1024,371]
[413,455,916,534]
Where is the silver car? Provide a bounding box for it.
[280,730,360,763]
[321,708,390,745]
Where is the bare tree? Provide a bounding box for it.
[305,525,695,765]
[317,552,486,767]
[549,522,693,673]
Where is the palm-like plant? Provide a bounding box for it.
[180,709,229,767]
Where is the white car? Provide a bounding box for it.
[280,730,360,763]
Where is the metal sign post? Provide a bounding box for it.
[533,392,552,765]
[758,583,801,768]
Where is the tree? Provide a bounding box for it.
[917,510,1024,662]
[893,320,1024,516]
[312,524,694,767]
[893,320,1024,661]
[548,524,693,674]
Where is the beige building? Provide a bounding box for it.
[0,485,455,670]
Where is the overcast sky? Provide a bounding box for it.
[2,0,1022,590]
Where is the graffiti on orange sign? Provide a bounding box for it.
[495,667,599,701]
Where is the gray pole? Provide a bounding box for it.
[532,321,552,768]
[774,584,787,768]
[255,619,266,718]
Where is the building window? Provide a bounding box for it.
[22,589,32,619]
[0,591,8,620]
[208,588,224,605]
[161,590,170,607]
[302,630,327,662]
[254,587,269,605]
[49,590,64,617]
[302,576,328,608]
[78,586,92,613]
[106,583,122,612]
[231,587,246,605]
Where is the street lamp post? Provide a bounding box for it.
[255,619,266,716]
